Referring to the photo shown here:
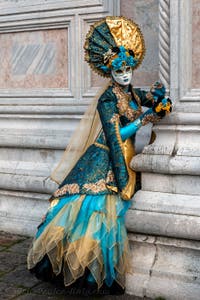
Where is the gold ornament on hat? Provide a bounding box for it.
[106,16,145,67]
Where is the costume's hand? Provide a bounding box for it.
[150,81,166,99]
[153,97,172,118]
[120,108,158,141]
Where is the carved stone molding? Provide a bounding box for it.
[158,0,170,89]
[0,0,120,103]
[170,0,200,111]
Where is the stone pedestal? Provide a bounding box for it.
[126,234,200,300]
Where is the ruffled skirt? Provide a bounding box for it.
[27,193,131,294]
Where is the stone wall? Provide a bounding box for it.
[0,0,120,235]
[121,0,159,87]
[192,0,200,88]
[0,1,199,299]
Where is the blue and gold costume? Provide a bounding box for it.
[27,16,172,295]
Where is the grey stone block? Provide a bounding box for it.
[0,282,25,300]
[8,238,33,255]
[1,265,40,288]
[0,251,27,273]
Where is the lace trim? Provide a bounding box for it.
[141,113,160,126]
[83,179,107,193]
[94,142,109,151]
[112,83,142,122]
[110,113,120,124]
[54,184,80,197]
[145,91,154,102]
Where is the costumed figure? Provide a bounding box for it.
[27,16,172,296]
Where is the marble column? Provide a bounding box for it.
[126,1,200,299]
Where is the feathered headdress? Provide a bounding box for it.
[84,16,145,77]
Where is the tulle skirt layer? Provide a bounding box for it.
[27,193,131,291]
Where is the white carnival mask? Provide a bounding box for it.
[111,65,133,86]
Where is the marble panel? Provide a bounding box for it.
[192,0,200,88]
[91,72,109,88]
[121,0,159,87]
[0,29,68,89]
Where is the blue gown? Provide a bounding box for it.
[27,82,155,294]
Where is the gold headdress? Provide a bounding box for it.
[84,16,145,77]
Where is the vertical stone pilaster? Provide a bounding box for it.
[158,0,170,88]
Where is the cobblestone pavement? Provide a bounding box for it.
[0,231,150,300]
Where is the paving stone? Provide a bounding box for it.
[0,250,27,273]
[1,264,40,288]
[0,281,25,300]
[14,291,142,300]
[31,280,103,297]
[31,281,71,297]
[8,237,33,255]
[12,294,60,300]
[0,231,26,247]
[0,246,6,252]
[31,281,143,299]
[0,269,8,277]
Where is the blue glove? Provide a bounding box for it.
[119,83,171,141]
[150,81,166,100]
[120,108,155,141]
